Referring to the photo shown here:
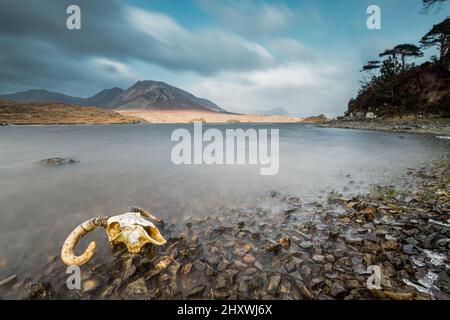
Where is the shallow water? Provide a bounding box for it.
[0,123,447,279]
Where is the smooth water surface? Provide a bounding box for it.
[0,123,447,278]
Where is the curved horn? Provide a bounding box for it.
[129,206,164,224]
[61,216,109,266]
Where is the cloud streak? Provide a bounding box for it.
[196,0,296,36]
[0,0,274,94]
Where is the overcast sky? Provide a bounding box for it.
[0,0,448,116]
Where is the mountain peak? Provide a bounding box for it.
[84,87,125,108]
[108,81,226,112]
[0,81,227,113]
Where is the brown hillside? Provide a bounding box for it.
[347,63,450,119]
[0,99,143,125]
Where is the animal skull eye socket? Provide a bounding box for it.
[108,222,122,239]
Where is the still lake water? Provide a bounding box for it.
[0,123,447,279]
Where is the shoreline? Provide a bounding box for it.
[323,118,450,136]
[1,157,448,300]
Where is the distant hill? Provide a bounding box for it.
[84,87,124,108]
[0,81,227,113]
[0,89,85,105]
[109,80,227,112]
[0,99,143,125]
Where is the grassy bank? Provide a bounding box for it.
[0,100,144,125]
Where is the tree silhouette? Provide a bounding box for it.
[379,49,397,59]
[379,44,423,68]
[423,0,448,9]
[361,60,381,73]
[421,18,450,67]
[393,44,424,67]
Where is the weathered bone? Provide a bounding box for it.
[61,208,166,266]
[61,216,109,266]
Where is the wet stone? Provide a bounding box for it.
[38,157,79,167]
[125,278,148,297]
[382,240,399,250]
[265,243,282,254]
[267,275,282,293]
[299,285,315,300]
[234,260,247,269]
[280,281,292,295]
[330,281,347,297]
[299,241,314,249]
[214,275,228,290]
[312,255,325,263]
[366,232,378,242]
[284,262,297,274]
[216,261,229,272]
[309,277,324,289]
[243,254,256,264]
[403,244,415,255]
[234,247,249,257]
[244,267,258,276]
[254,261,264,271]
[187,284,205,298]
[24,282,55,300]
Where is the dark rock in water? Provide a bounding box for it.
[403,244,415,255]
[312,255,325,263]
[299,285,315,300]
[122,258,137,281]
[125,278,148,297]
[38,157,79,167]
[299,241,314,249]
[265,242,282,254]
[309,277,324,289]
[330,281,347,297]
[366,232,378,242]
[24,282,55,300]
[186,284,205,298]
[267,275,281,293]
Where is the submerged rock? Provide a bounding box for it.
[38,157,79,167]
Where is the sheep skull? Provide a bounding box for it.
[61,207,166,266]
[106,211,166,253]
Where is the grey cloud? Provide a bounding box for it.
[196,0,296,37]
[0,0,273,95]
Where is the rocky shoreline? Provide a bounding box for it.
[0,159,449,300]
[323,117,450,136]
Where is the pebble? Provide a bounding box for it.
[299,241,314,249]
[243,254,256,264]
[267,275,281,293]
[403,244,415,255]
[312,255,325,263]
[125,278,148,297]
[330,281,347,297]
